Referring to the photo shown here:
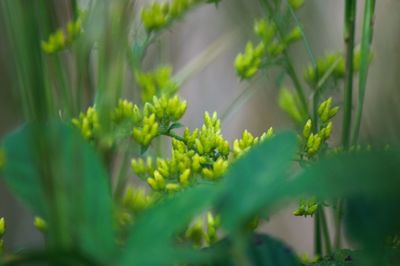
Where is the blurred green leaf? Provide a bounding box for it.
[117,185,220,266]
[218,132,298,232]
[2,122,115,263]
[210,233,301,266]
[310,249,366,265]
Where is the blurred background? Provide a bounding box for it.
[1,0,400,256]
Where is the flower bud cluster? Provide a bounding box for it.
[131,112,274,193]
[135,65,178,103]
[302,98,338,157]
[293,198,318,217]
[73,94,187,149]
[288,0,305,10]
[42,16,82,54]
[303,47,372,86]
[233,128,274,158]
[72,107,100,140]
[184,212,220,247]
[122,186,153,214]
[141,0,215,33]
[235,18,302,80]
[304,53,345,85]
[278,87,306,124]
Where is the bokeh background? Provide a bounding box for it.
[1,0,400,256]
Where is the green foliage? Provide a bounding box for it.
[0,0,393,265]
[42,15,83,54]
[1,123,115,263]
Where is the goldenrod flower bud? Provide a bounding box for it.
[284,26,302,44]
[235,41,264,80]
[34,217,47,232]
[141,3,169,32]
[147,178,158,190]
[303,119,312,139]
[288,0,305,10]
[179,169,191,185]
[131,158,146,176]
[185,218,204,247]
[166,183,180,192]
[267,41,286,57]
[0,217,5,238]
[254,19,276,44]
[278,88,304,123]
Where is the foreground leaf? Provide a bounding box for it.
[2,123,115,263]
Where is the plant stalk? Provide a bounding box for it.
[351,0,376,145]
[342,0,357,149]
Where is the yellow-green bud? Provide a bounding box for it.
[131,158,146,176]
[235,41,264,80]
[278,88,304,123]
[34,217,47,232]
[254,19,276,44]
[185,218,204,247]
[307,133,322,156]
[179,169,191,185]
[267,41,286,57]
[284,26,302,44]
[303,119,312,139]
[0,218,5,237]
[288,0,305,10]
[166,183,180,192]
[141,3,169,32]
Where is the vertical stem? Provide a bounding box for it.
[342,0,357,149]
[320,207,332,255]
[285,59,309,115]
[334,199,343,249]
[314,207,322,257]
[262,0,309,116]
[351,0,376,145]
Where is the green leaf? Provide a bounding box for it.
[218,132,298,232]
[2,122,115,263]
[310,249,366,266]
[210,233,301,266]
[117,185,220,266]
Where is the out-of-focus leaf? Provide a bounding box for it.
[218,132,298,232]
[310,249,366,265]
[210,233,300,266]
[290,151,400,256]
[291,151,400,200]
[2,123,115,263]
[345,197,400,251]
[117,185,220,266]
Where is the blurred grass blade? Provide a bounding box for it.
[174,30,236,86]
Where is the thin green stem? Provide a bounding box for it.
[320,207,332,255]
[342,0,357,149]
[351,0,376,145]
[334,199,343,250]
[285,58,309,115]
[163,131,186,142]
[262,0,309,116]
[314,208,322,257]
